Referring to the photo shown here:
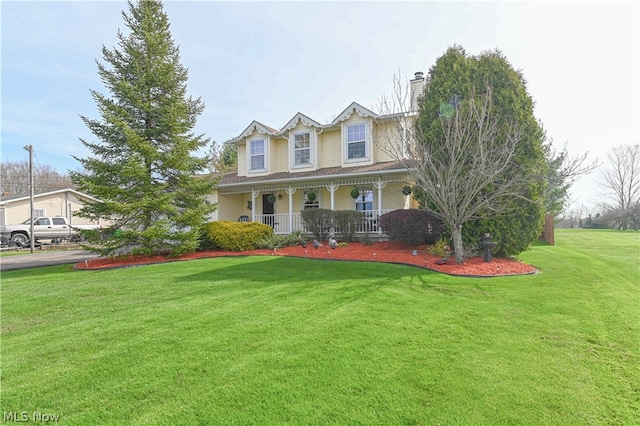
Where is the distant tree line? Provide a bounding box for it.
[0,160,74,196]
[557,144,639,230]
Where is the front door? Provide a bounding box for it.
[262,194,275,227]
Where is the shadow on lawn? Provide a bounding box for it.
[174,256,480,301]
[176,255,433,286]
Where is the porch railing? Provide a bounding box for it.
[254,210,393,236]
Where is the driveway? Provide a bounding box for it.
[0,249,101,272]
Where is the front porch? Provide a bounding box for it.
[253,210,393,235]
[214,166,417,238]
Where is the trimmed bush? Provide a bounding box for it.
[429,238,450,258]
[333,210,362,241]
[201,221,273,251]
[379,209,443,247]
[256,232,308,249]
[197,224,217,251]
[300,208,334,240]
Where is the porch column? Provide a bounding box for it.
[373,178,387,234]
[326,182,339,210]
[285,186,296,233]
[251,188,259,221]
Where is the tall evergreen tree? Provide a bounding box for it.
[414,46,547,257]
[71,0,215,256]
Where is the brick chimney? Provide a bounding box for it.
[409,71,425,112]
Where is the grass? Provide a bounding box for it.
[1,229,638,425]
[0,250,30,258]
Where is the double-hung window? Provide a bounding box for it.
[347,123,367,160]
[294,133,311,166]
[250,139,265,171]
[303,190,319,209]
[355,190,374,212]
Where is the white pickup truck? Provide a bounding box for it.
[0,217,101,247]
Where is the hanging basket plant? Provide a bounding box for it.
[307,192,317,202]
[267,194,276,204]
[350,188,360,199]
[402,185,412,196]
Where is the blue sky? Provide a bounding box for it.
[1,1,638,208]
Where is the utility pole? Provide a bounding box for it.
[23,145,35,253]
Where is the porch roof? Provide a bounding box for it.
[218,161,409,189]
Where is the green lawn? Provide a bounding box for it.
[1,229,638,425]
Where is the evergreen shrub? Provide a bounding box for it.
[333,210,362,241]
[256,232,308,249]
[300,208,334,240]
[379,209,442,247]
[202,221,273,251]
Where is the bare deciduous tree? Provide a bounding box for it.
[0,160,74,196]
[600,144,640,229]
[557,203,589,228]
[378,78,538,264]
[543,141,600,217]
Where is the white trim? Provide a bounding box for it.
[0,188,101,205]
[225,102,386,145]
[233,121,278,142]
[247,137,268,173]
[354,189,374,211]
[343,120,371,164]
[281,112,322,133]
[218,169,408,191]
[291,130,313,169]
[331,102,377,125]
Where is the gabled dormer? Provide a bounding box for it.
[281,113,323,173]
[233,121,279,177]
[331,102,378,167]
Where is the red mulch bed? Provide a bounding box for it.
[74,242,537,277]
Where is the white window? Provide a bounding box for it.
[303,190,320,209]
[355,190,374,212]
[250,139,265,171]
[33,208,45,218]
[294,133,311,166]
[346,123,367,160]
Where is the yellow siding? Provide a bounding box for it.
[334,187,356,210]
[373,121,400,163]
[318,129,341,168]
[215,193,248,222]
[205,192,219,222]
[340,115,374,168]
[381,182,409,210]
[1,192,106,226]
[238,143,247,176]
[275,137,288,173]
[272,188,328,212]
[268,136,277,172]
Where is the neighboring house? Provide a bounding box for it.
[213,73,426,236]
[0,188,107,227]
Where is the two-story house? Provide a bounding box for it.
[209,72,426,236]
